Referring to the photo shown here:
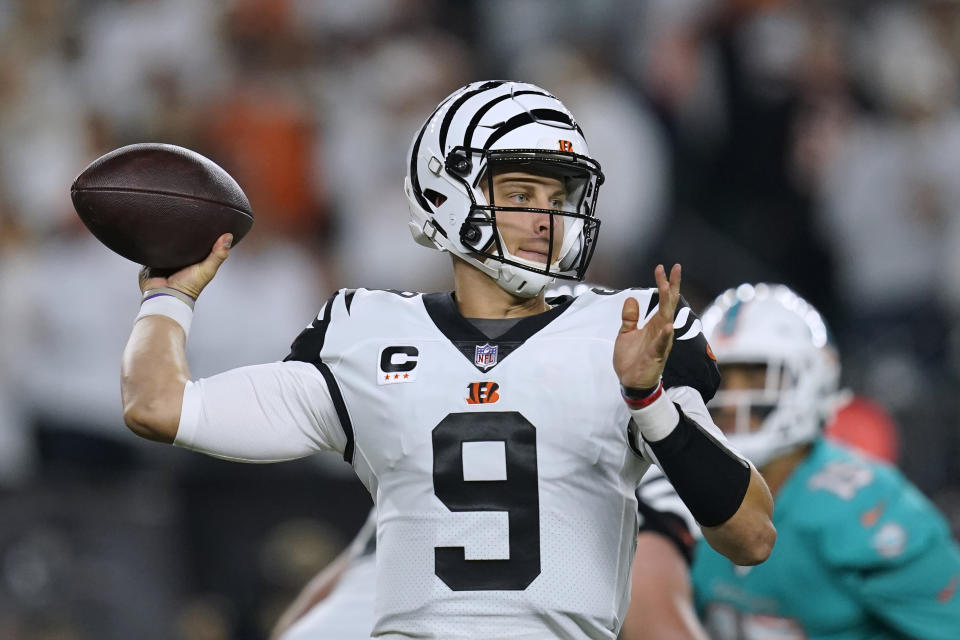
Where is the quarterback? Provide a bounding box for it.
[693,284,960,639]
[121,81,774,639]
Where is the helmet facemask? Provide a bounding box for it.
[708,359,825,468]
[449,147,603,284]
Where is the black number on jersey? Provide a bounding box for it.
[432,412,541,590]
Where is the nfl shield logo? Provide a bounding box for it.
[474,343,498,370]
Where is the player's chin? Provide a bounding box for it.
[516,250,550,264]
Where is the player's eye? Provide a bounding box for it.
[549,198,565,209]
[508,192,529,204]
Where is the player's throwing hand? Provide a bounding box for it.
[138,233,233,299]
[613,264,682,390]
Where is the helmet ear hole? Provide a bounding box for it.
[423,189,447,209]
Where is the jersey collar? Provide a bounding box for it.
[422,291,573,372]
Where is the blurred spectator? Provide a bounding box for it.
[0,1,89,235]
[629,0,726,139]
[187,233,328,378]
[640,0,839,317]
[4,223,142,449]
[77,0,226,136]
[476,0,623,74]
[317,32,470,291]
[174,594,237,640]
[820,3,959,321]
[203,1,329,240]
[0,472,183,639]
[814,2,960,491]
[203,88,325,238]
[0,214,38,487]
[290,0,411,40]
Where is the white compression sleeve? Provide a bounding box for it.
[632,386,735,457]
[175,360,348,462]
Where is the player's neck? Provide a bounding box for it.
[452,258,548,319]
[760,445,812,496]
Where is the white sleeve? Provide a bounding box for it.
[174,360,347,462]
[664,385,730,443]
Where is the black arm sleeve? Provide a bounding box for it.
[646,405,750,527]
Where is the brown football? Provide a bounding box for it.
[70,143,254,269]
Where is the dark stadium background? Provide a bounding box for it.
[2,0,959,637]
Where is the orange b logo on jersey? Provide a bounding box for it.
[558,140,574,152]
[466,382,500,404]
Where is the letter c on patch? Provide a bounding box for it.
[380,346,419,372]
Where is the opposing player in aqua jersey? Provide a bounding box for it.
[120,81,775,640]
[693,283,960,640]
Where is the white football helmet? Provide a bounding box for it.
[404,80,605,298]
[701,284,842,468]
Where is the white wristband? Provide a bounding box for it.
[136,294,193,337]
[628,391,680,443]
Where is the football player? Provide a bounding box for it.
[693,284,960,639]
[272,469,708,640]
[271,509,377,640]
[121,81,774,639]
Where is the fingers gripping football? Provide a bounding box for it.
[139,233,233,298]
[613,264,682,389]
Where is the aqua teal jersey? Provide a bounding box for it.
[692,439,960,639]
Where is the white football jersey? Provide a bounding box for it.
[281,511,378,640]
[177,287,721,639]
[636,467,700,565]
[282,471,701,640]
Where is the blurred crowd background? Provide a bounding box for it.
[2,0,960,637]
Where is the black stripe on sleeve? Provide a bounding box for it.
[626,418,646,459]
[644,291,660,318]
[284,290,340,362]
[315,361,355,464]
[634,290,720,401]
[283,290,355,463]
[662,297,721,401]
[344,289,357,315]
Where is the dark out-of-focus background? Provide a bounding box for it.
[2,0,960,637]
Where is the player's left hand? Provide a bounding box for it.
[613,264,681,389]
